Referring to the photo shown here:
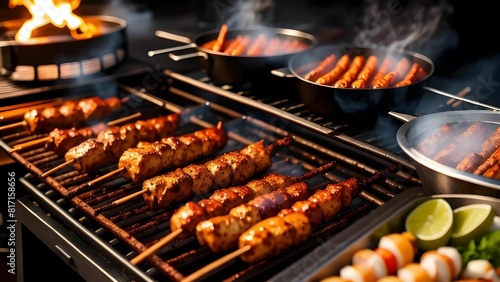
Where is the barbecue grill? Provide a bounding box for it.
[0,63,430,281]
[1,1,499,282]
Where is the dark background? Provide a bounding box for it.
[1,0,499,281]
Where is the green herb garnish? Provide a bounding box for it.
[456,229,500,268]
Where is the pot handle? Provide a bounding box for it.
[271,67,296,78]
[148,43,197,57]
[388,111,417,123]
[155,30,193,44]
[169,51,209,61]
[423,86,500,112]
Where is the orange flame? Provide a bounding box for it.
[9,0,95,42]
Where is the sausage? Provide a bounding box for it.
[474,146,500,176]
[229,35,251,56]
[223,35,243,55]
[212,23,228,52]
[304,54,337,82]
[391,57,411,83]
[456,152,485,173]
[351,55,378,89]
[415,123,454,158]
[395,62,421,87]
[372,72,396,89]
[370,55,395,87]
[315,54,350,85]
[333,55,365,88]
[433,122,488,167]
[246,33,268,56]
[262,37,281,55]
[478,127,500,158]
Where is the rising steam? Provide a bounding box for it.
[353,0,454,52]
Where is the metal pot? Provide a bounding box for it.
[394,110,500,198]
[272,45,434,118]
[149,26,316,85]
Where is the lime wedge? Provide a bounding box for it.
[450,204,494,247]
[405,199,454,251]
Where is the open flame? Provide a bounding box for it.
[9,0,96,42]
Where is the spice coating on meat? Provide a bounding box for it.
[142,139,284,210]
[64,139,107,173]
[63,114,179,174]
[170,174,297,237]
[119,123,227,182]
[236,177,361,263]
[194,182,310,252]
[23,96,123,134]
[46,127,94,155]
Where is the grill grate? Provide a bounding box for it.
[1,79,424,281]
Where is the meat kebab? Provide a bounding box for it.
[41,113,180,177]
[10,96,124,134]
[239,167,395,264]
[194,165,395,254]
[9,113,142,155]
[141,136,293,210]
[130,161,336,265]
[65,121,228,201]
[181,166,396,282]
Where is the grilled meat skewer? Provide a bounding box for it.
[239,168,394,264]
[197,166,393,254]
[171,161,336,237]
[9,113,142,154]
[66,121,228,199]
[41,113,179,177]
[142,136,293,210]
[116,121,227,183]
[5,96,124,134]
[181,167,396,282]
[129,161,336,266]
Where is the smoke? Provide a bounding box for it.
[352,0,455,54]
[214,0,275,28]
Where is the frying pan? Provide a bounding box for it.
[148,26,316,85]
[0,15,127,82]
[272,45,434,118]
[394,110,500,198]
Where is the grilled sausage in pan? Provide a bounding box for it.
[278,45,434,117]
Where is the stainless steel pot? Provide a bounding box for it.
[395,110,500,198]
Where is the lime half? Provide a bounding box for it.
[450,204,495,247]
[405,199,454,251]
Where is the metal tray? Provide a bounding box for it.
[269,187,500,282]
